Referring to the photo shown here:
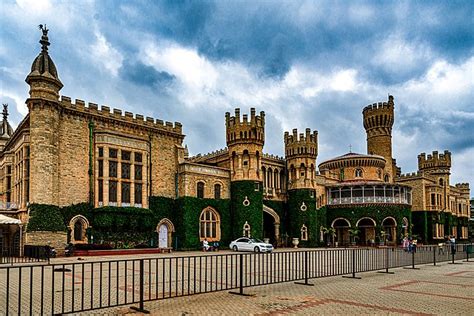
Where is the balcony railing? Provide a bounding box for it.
[329,196,410,205]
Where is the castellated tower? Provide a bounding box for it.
[363,95,395,182]
[285,128,319,246]
[225,108,265,239]
[25,26,63,205]
[225,108,265,181]
[285,128,318,190]
[418,150,452,210]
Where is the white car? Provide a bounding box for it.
[229,237,273,253]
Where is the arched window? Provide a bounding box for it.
[243,221,251,237]
[355,169,363,178]
[197,182,205,198]
[214,183,221,199]
[384,174,389,182]
[199,207,220,241]
[439,178,444,186]
[301,224,308,241]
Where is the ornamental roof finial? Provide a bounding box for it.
[38,24,50,52]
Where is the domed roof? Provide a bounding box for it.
[26,25,62,85]
[318,152,386,170]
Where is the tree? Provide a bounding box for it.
[348,227,360,245]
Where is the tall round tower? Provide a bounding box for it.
[25,25,63,205]
[226,108,265,239]
[363,95,395,182]
[284,128,319,246]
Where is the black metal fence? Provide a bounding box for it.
[0,244,471,315]
[0,245,50,265]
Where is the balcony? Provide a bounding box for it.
[327,183,411,206]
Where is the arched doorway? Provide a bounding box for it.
[357,217,376,246]
[263,205,280,245]
[332,218,351,246]
[68,215,90,244]
[156,218,175,249]
[402,217,409,237]
[382,217,397,245]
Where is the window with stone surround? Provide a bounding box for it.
[197,182,205,198]
[301,224,308,241]
[199,207,220,241]
[214,183,221,199]
[355,168,363,178]
[97,146,145,208]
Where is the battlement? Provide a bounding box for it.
[188,147,228,162]
[363,95,394,133]
[284,128,318,158]
[262,153,285,162]
[454,183,470,189]
[225,108,265,146]
[418,150,451,170]
[362,95,394,113]
[397,171,422,179]
[59,95,183,134]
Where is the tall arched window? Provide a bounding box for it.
[197,182,205,198]
[199,207,220,241]
[439,178,444,186]
[243,221,251,237]
[355,169,363,178]
[214,183,221,199]
[384,174,390,182]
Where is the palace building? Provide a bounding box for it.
[0,28,470,255]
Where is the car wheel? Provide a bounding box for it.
[233,245,238,251]
[254,246,260,253]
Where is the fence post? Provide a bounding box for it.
[464,243,472,263]
[449,244,462,265]
[130,259,150,313]
[378,247,394,274]
[403,248,420,270]
[343,248,361,279]
[229,253,253,296]
[295,251,314,286]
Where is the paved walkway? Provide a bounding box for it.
[97,258,474,315]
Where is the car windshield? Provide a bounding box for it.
[249,238,264,243]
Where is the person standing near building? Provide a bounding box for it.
[450,235,456,255]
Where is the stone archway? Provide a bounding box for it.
[156,218,175,249]
[331,218,351,246]
[263,205,280,245]
[68,215,90,244]
[356,217,376,246]
[382,217,397,245]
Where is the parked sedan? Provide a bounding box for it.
[229,237,273,253]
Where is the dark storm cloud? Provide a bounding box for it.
[121,61,175,89]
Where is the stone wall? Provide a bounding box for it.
[178,163,230,198]
[26,231,68,253]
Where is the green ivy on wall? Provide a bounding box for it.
[231,181,263,240]
[27,204,67,232]
[326,205,411,243]
[287,189,319,247]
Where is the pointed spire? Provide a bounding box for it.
[2,103,8,121]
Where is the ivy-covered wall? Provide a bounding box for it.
[27,204,66,232]
[231,181,263,239]
[327,205,411,243]
[287,189,319,246]
[174,196,231,250]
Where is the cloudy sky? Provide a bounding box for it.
[1,0,473,191]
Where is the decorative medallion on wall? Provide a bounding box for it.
[243,196,250,207]
[300,201,307,211]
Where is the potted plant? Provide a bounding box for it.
[348,227,360,246]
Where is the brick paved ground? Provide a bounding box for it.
[101,257,474,315]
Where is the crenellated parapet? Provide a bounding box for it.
[59,95,183,135]
[397,171,422,180]
[363,95,394,138]
[284,128,318,159]
[262,153,285,162]
[187,147,228,162]
[225,108,265,147]
[418,150,451,171]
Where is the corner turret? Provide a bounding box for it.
[25,24,63,101]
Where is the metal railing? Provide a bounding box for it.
[1,246,50,265]
[0,244,471,315]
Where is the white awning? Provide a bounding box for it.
[0,214,22,225]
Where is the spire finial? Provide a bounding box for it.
[38,24,50,52]
[349,144,352,153]
[2,104,8,121]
